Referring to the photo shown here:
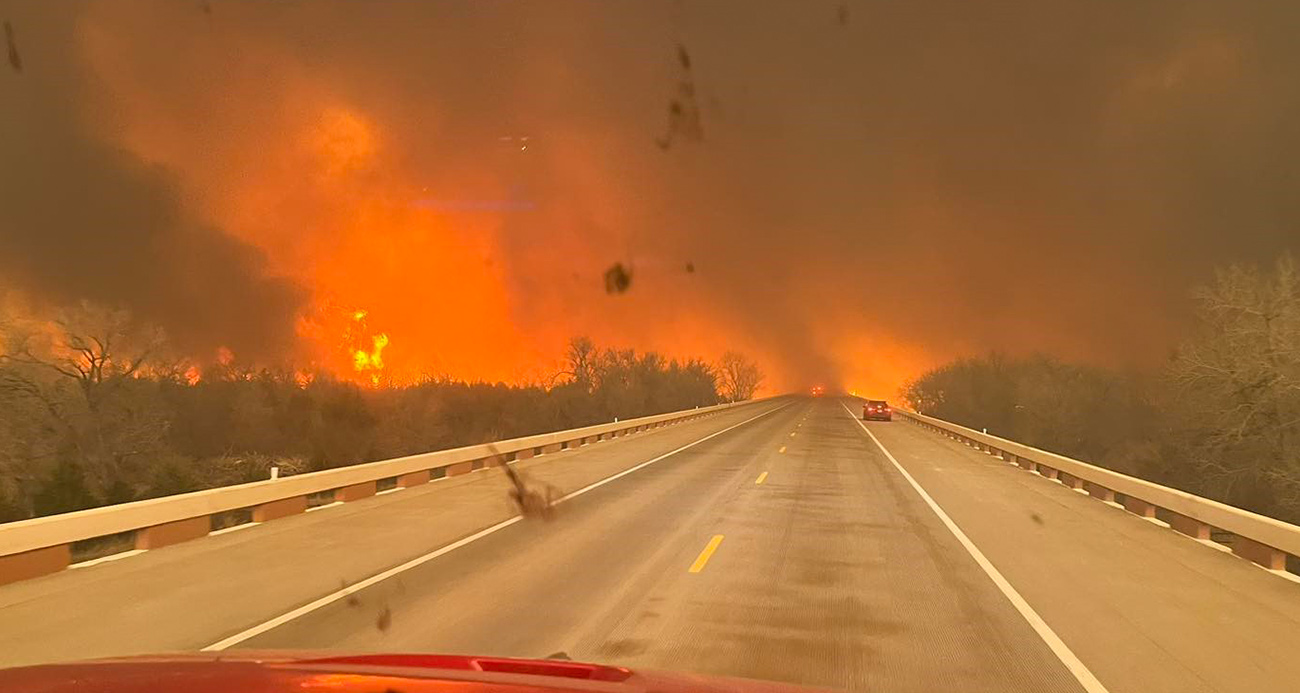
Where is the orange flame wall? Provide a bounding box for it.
[71,1,932,395]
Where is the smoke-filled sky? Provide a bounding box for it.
[3,0,1300,394]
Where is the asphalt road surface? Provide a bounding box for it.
[2,397,1299,693]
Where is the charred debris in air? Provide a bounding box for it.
[330,444,559,634]
[601,259,697,295]
[604,263,633,294]
[494,441,559,521]
[4,20,21,73]
[656,43,703,151]
[339,577,395,633]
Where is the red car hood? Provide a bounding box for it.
[0,651,838,693]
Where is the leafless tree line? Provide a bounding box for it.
[0,306,760,522]
[905,255,1300,524]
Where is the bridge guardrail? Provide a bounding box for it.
[0,397,774,585]
[895,408,1300,573]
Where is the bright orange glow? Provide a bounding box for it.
[353,333,389,385]
[73,9,943,392]
[183,365,202,386]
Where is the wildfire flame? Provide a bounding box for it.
[353,333,389,385]
[347,309,388,386]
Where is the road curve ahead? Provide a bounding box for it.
[227,398,1085,693]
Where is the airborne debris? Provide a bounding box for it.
[4,20,21,73]
[685,261,696,274]
[498,447,558,520]
[837,4,850,26]
[1030,513,1044,525]
[376,604,392,632]
[604,263,632,294]
[656,43,704,150]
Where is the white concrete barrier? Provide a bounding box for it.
[895,408,1300,571]
[0,398,773,584]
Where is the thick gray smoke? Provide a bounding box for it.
[0,2,304,358]
[4,0,1300,389]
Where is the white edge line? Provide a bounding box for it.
[210,522,262,536]
[840,401,1110,693]
[550,404,783,505]
[69,548,147,569]
[202,402,788,651]
[912,413,1300,586]
[305,501,343,512]
[375,487,403,496]
[1197,538,1233,553]
[201,516,523,651]
[1268,566,1300,585]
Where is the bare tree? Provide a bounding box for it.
[562,336,598,391]
[1168,255,1300,512]
[2,301,165,394]
[0,301,171,509]
[717,351,762,402]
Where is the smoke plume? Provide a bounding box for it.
[3,1,1300,394]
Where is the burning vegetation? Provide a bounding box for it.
[0,295,759,522]
[346,310,389,386]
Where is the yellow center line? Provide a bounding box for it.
[688,535,725,573]
[756,471,768,484]
[778,445,787,453]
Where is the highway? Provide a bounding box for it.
[2,397,1299,693]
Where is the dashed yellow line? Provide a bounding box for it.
[778,445,787,453]
[689,535,725,573]
[755,471,768,485]
[789,432,796,438]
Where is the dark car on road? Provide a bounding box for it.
[863,400,892,421]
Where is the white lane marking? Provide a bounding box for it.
[552,404,787,504]
[202,403,789,651]
[210,522,262,536]
[202,516,522,651]
[840,402,1110,693]
[376,487,403,496]
[305,501,343,512]
[69,549,147,569]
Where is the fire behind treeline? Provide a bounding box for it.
[0,295,752,521]
[6,2,1300,398]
